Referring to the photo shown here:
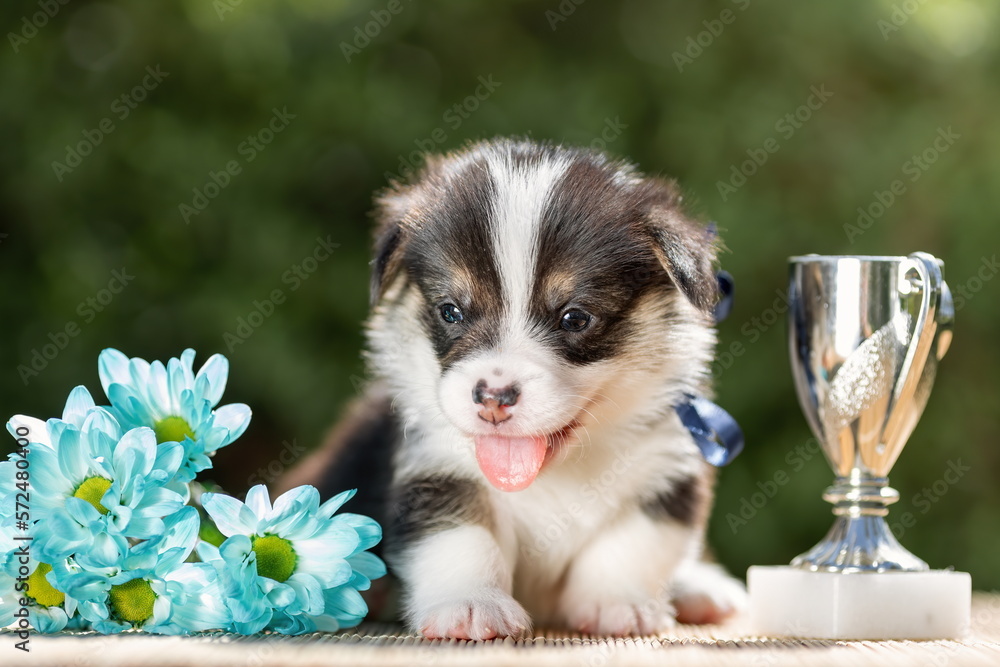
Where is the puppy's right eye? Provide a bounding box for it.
[440,303,464,324]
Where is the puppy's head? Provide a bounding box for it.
[369,139,719,491]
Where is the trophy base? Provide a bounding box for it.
[747,565,971,640]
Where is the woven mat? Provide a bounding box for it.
[7,593,1000,667]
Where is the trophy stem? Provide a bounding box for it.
[791,474,929,572]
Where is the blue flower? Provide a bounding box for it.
[0,516,80,633]
[199,485,385,634]
[4,385,100,457]
[2,407,185,562]
[98,348,252,484]
[315,551,387,632]
[53,507,231,635]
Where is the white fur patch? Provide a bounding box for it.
[485,150,569,333]
[393,525,531,640]
[436,152,589,441]
[672,560,748,625]
[557,511,693,635]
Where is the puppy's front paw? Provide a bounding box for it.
[415,589,531,641]
[672,562,747,625]
[564,598,676,637]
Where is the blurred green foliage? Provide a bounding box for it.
[1,0,998,586]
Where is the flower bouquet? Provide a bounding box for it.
[0,349,385,636]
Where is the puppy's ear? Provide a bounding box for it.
[643,179,720,313]
[370,184,414,306]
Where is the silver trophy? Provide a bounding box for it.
[787,253,954,572]
[748,252,968,640]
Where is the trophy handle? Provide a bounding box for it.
[880,253,943,453]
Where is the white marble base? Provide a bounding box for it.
[748,565,971,640]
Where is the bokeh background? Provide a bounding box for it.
[2,0,999,586]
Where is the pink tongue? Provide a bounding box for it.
[474,435,549,492]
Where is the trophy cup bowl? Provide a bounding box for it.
[748,253,971,640]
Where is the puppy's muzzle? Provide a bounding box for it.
[473,379,519,424]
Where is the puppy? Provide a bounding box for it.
[280,138,747,639]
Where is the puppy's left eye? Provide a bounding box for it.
[560,310,592,332]
[440,303,464,324]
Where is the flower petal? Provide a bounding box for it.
[196,354,230,407]
[32,605,70,633]
[318,488,357,519]
[152,441,184,480]
[348,551,387,583]
[65,495,104,526]
[322,585,369,628]
[243,485,272,521]
[160,506,200,554]
[196,541,221,563]
[62,386,97,426]
[133,486,184,519]
[203,494,258,536]
[285,572,325,615]
[336,514,383,552]
[7,416,51,448]
[167,356,190,406]
[84,531,129,569]
[271,486,318,522]
[55,428,90,487]
[124,516,164,540]
[30,445,74,498]
[212,404,251,445]
[113,427,157,480]
[82,407,122,442]
[261,579,296,610]
[147,361,173,417]
[294,532,359,586]
[98,348,133,394]
[38,506,95,560]
[165,563,232,632]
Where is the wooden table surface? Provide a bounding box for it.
[7,593,1000,667]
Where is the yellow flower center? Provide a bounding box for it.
[153,416,195,443]
[251,535,297,583]
[26,563,65,608]
[73,476,113,515]
[109,578,157,625]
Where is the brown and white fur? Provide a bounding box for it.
[280,138,746,639]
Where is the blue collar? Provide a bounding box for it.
[674,268,744,467]
[675,394,744,467]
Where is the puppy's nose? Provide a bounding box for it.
[473,379,519,424]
